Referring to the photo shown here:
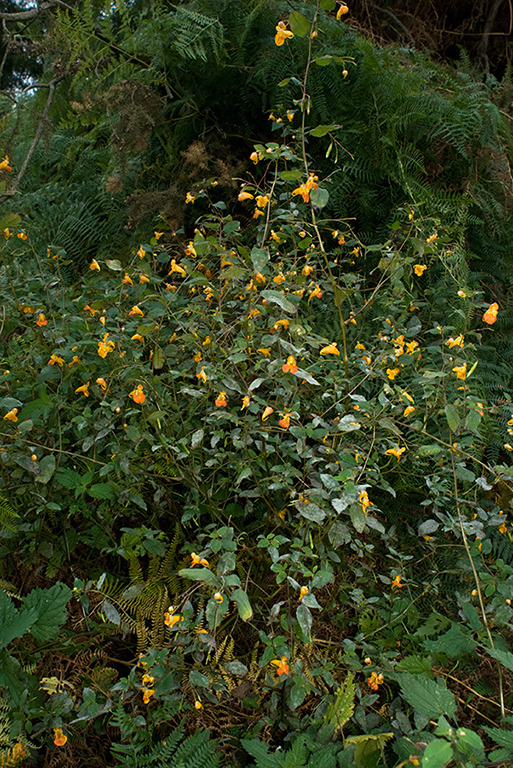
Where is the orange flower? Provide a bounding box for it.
[320,342,339,355]
[191,552,210,567]
[238,190,254,201]
[129,384,146,404]
[299,586,308,600]
[413,264,427,276]
[128,305,144,317]
[83,304,96,316]
[215,391,227,407]
[452,363,467,380]
[270,656,289,675]
[168,259,187,277]
[250,151,259,164]
[36,313,47,327]
[0,155,12,172]
[122,273,133,286]
[282,355,298,373]
[213,592,224,603]
[403,406,415,417]
[384,446,406,461]
[75,381,90,397]
[292,174,319,203]
[262,406,273,421]
[391,575,403,590]
[96,377,107,391]
[137,245,146,259]
[241,395,250,410]
[98,333,115,358]
[3,408,18,422]
[53,728,67,747]
[367,672,383,691]
[386,368,400,380]
[483,302,499,325]
[164,611,184,628]
[279,413,291,429]
[256,195,269,208]
[89,259,100,271]
[359,490,373,514]
[275,20,294,46]
[48,354,64,366]
[336,3,349,18]
[195,700,203,709]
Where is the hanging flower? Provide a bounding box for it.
[215,391,227,407]
[53,728,67,747]
[282,355,298,373]
[137,245,145,259]
[96,377,107,391]
[213,592,224,604]
[292,174,319,203]
[250,151,259,164]
[308,284,322,300]
[385,446,406,461]
[258,347,272,357]
[483,302,499,325]
[279,413,291,429]
[185,192,196,204]
[3,408,18,422]
[359,490,373,514]
[169,260,187,277]
[195,700,203,710]
[89,259,100,271]
[122,273,133,286]
[299,586,308,600]
[256,195,269,208]
[403,406,415,417]
[391,575,403,590]
[131,334,144,342]
[446,334,464,348]
[367,672,384,691]
[191,552,210,567]
[241,395,250,410]
[0,155,12,172]
[48,354,65,366]
[303,264,314,276]
[129,384,146,404]
[196,367,207,383]
[413,264,427,276]
[139,274,150,284]
[185,241,197,257]
[452,363,467,380]
[98,334,115,358]
[142,689,155,704]
[36,313,47,327]
[128,305,144,317]
[83,304,96,316]
[275,20,294,46]
[262,406,274,421]
[238,190,254,201]
[320,342,340,355]
[270,656,289,675]
[154,231,164,240]
[386,368,400,380]
[75,381,90,397]
[336,3,349,18]
[164,611,184,628]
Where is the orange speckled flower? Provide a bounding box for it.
[215,391,227,407]
[129,384,146,404]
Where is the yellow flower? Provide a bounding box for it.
[238,190,254,201]
[413,264,427,276]
[122,273,133,285]
[98,334,115,358]
[3,408,18,422]
[202,336,211,345]
[195,700,203,710]
[213,592,223,603]
[282,355,297,373]
[196,367,207,383]
[405,340,419,355]
[131,333,144,342]
[270,656,289,676]
[286,110,295,122]
[154,231,164,240]
[68,355,80,366]
[3,228,10,239]
[191,552,210,567]
[89,259,100,271]
[446,334,464,348]
[137,245,146,259]
[241,395,250,410]
[275,20,294,46]
[452,363,467,380]
[215,391,227,407]
[386,368,400,380]
[139,274,150,284]
[142,689,155,704]
[129,305,144,317]
[273,273,286,284]
[483,302,499,325]
[262,406,273,421]
[270,230,280,242]
[299,586,308,600]
[320,342,340,355]
[499,523,507,534]
[457,290,466,297]
[168,260,187,277]
[359,490,373,514]
[48,354,65,366]
[194,351,202,363]
[258,348,271,357]
[308,284,322,300]
[129,384,146,404]
[403,406,415,417]
[302,264,314,276]
[96,377,107,391]
[356,342,366,350]
[0,155,12,172]
[250,151,259,164]
[17,232,28,240]
[391,574,403,589]
[185,192,196,204]
[385,446,406,461]
[256,195,269,208]
[164,611,184,628]
[75,381,90,397]
[255,272,266,284]
[292,174,319,203]
[426,232,438,244]
[336,3,349,19]
[367,672,383,691]
[185,241,197,257]
[53,728,67,747]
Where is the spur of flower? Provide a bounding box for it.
[483,302,499,325]
[275,20,294,46]
[270,656,289,675]
[129,384,145,404]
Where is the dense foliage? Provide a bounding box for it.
[1,1,513,767]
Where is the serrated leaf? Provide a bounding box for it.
[88,483,116,500]
[23,583,72,642]
[0,591,35,649]
[399,673,457,718]
[395,655,433,675]
[231,588,253,621]
[483,645,513,672]
[324,673,355,732]
[261,290,296,314]
[483,727,513,750]
[422,739,454,768]
[288,10,310,36]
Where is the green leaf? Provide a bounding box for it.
[310,124,338,136]
[399,674,457,718]
[314,55,334,67]
[296,602,312,640]
[444,404,460,432]
[294,367,320,386]
[178,567,217,584]
[324,672,356,732]
[88,483,116,500]
[349,504,367,533]
[483,726,513,750]
[231,588,253,621]
[297,501,326,523]
[35,455,56,484]
[280,170,303,181]
[0,591,35,649]
[421,739,454,768]
[395,655,434,675]
[482,645,513,672]
[102,599,121,626]
[105,259,122,271]
[250,247,269,272]
[289,682,306,709]
[465,410,481,432]
[418,444,442,456]
[309,188,330,208]
[191,429,204,449]
[224,661,248,676]
[422,624,476,656]
[189,670,210,688]
[320,0,336,8]
[288,10,311,36]
[260,290,297,314]
[23,583,72,642]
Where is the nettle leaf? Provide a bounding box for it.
[483,645,513,673]
[23,583,72,643]
[0,591,35,649]
[399,673,457,718]
[324,673,356,732]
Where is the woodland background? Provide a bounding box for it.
[1,1,513,767]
